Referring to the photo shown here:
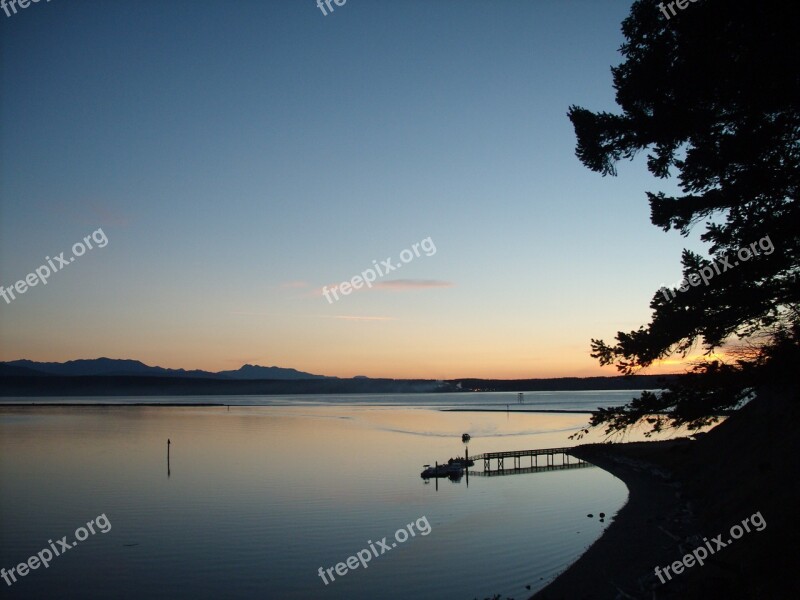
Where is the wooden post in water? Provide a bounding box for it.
[167,439,171,478]
[465,447,469,488]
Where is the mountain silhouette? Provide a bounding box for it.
[2,358,330,380]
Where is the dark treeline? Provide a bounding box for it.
[451,375,679,392]
[0,374,678,397]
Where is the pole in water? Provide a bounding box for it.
[465,447,469,488]
[167,439,171,478]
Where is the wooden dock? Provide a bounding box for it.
[468,447,583,473]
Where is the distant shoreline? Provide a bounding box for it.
[442,408,594,413]
[0,403,596,412]
[0,403,228,407]
[0,373,678,397]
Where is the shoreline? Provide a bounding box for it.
[531,385,799,599]
[531,440,699,599]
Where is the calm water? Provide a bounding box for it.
[0,389,647,410]
[0,393,642,599]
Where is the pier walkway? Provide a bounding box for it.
[469,447,584,473]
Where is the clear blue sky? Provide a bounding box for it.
[0,0,701,378]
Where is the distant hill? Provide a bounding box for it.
[2,358,330,380]
[216,364,331,380]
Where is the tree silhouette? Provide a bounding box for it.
[568,0,800,435]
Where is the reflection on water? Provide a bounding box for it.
[471,460,594,478]
[1,403,629,599]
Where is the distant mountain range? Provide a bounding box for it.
[0,357,682,397]
[0,358,332,380]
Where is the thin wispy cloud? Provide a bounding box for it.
[320,315,398,322]
[279,281,310,289]
[310,279,453,299]
[373,279,454,291]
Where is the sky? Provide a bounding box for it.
[0,0,708,379]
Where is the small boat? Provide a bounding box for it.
[420,463,464,479]
[462,433,471,443]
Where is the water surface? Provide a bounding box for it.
[1,398,630,599]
